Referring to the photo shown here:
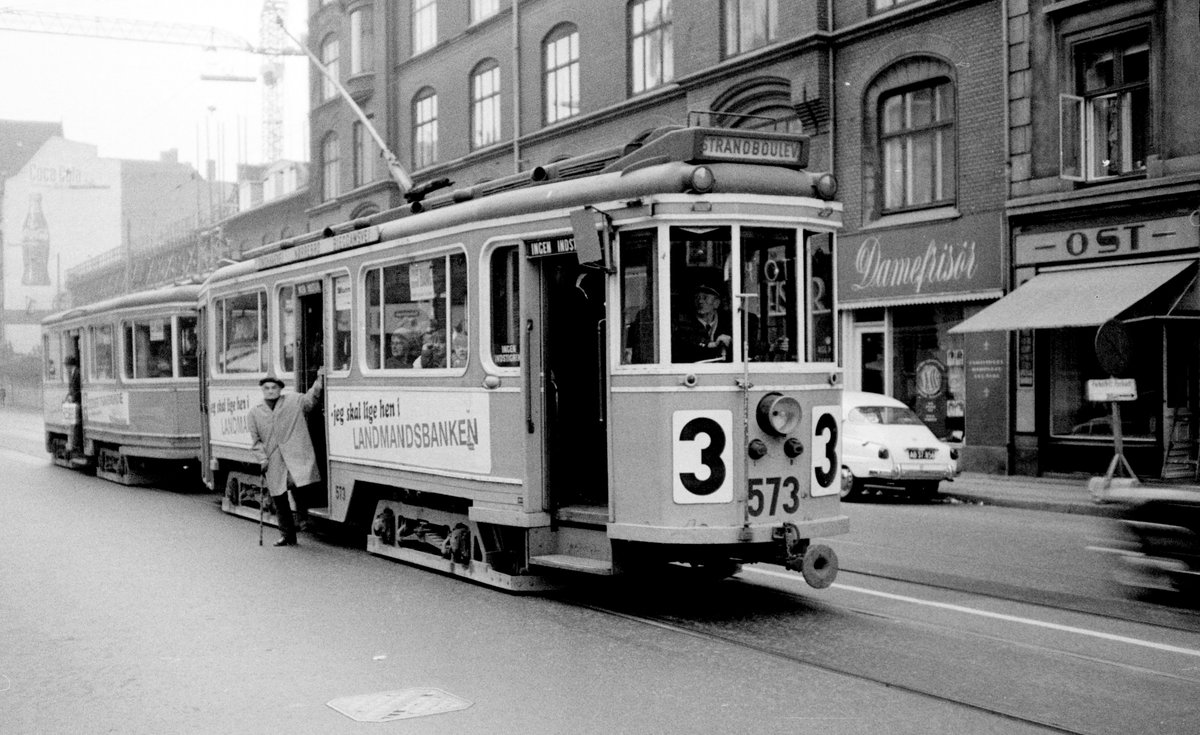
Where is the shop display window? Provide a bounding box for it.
[1048,327,1156,440]
[892,305,964,442]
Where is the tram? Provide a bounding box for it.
[201,123,848,590]
[41,284,203,485]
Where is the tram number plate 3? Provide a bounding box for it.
[747,476,802,517]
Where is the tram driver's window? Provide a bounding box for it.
[621,228,657,364]
[124,319,174,379]
[670,226,733,363]
[741,227,798,362]
[490,246,521,367]
[177,316,198,377]
[91,325,115,380]
[43,333,59,380]
[807,232,835,362]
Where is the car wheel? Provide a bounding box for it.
[840,469,863,501]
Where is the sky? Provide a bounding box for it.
[0,0,311,181]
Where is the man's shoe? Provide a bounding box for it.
[273,537,295,547]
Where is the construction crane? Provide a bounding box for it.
[0,4,302,162]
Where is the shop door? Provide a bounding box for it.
[853,326,887,395]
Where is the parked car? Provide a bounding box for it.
[840,391,959,501]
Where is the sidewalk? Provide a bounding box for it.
[942,471,1200,517]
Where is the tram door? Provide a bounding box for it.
[540,258,609,510]
[295,281,327,504]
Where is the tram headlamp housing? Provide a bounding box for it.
[688,166,715,193]
[756,392,802,437]
[783,438,804,459]
[814,172,838,200]
[748,439,768,460]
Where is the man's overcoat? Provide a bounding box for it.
[248,383,322,497]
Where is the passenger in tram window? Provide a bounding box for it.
[386,328,420,369]
[672,283,733,363]
[413,327,447,369]
[449,320,468,368]
[248,369,324,547]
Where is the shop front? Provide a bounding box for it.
[837,212,1007,472]
[953,214,1200,479]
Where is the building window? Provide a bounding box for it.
[321,132,340,200]
[349,7,372,75]
[320,35,339,101]
[412,0,437,55]
[1060,29,1150,182]
[470,0,499,23]
[353,120,374,186]
[471,60,502,149]
[722,0,776,57]
[544,24,580,124]
[412,88,438,169]
[880,80,956,212]
[629,0,673,95]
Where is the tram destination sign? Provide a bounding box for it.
[257,225,382,271]
[525,234,576,259]
[697,132,804,166]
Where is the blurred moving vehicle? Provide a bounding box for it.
[840,391,959,501]
[1093,486,1200,600]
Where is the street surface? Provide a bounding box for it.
[2,405,1198,734]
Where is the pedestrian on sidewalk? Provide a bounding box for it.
[248,368,324,547]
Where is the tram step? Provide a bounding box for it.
[530,554,614,575]
[307,506,332,520]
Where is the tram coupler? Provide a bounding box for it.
[779,522,839,589]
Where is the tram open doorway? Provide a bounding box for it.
[540,258,610,519]
[295,281,328,516]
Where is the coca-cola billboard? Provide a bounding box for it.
[837,213,1003,305]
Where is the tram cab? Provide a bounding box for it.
[202,124,848,590]
[41,284,203,485]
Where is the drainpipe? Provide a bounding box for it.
[511,1,522,174]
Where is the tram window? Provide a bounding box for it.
[215,292,267,373]
[91,325,115,380]
[448,253,468,368]
[43,333,60,380]
[178,316,198,377]
[670,226,733,363]
[621,228,657,364]
[124,319,174,379]
[366,253,463,371]
[279,285,296,373]
[333,275,352,371]
[490,246,520,367]
[807,232,835,362]
[741,227,798,362]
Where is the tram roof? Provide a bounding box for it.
[43,282,202,327]
[204,125,836,286]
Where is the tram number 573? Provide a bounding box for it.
[673,410,734,504]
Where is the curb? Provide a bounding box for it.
[941,491,1123,518]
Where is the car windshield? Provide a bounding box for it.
[848,406,925,426]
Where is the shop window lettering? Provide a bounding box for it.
[851,237,977,294]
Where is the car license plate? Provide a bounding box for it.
[907,448,936,460]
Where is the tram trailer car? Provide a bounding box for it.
[201,124,848,590]
[41,284,203,486]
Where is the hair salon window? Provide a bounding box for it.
[892,305,965,442]
[880,79,956,213]
[1060,28,1150,182]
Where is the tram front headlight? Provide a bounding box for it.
[687,166,716,193]
[756,392,802,437]
[814,172,838,200]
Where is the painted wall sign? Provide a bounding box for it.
[327,388,492,475]
[1014,216,1198,267]
[838,213,1002,304]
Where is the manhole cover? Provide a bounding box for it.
[327,687,473,722]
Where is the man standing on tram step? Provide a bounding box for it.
[248,368,324,546]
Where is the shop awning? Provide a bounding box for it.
[950,260,1194,333]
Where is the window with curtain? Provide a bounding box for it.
[880,80,956,212]
[722,0,776,58]
[320,35,339,101]
[349,7,372,75]
[544,24,580,124]
[472,60,502,149]
[412,88,438,169]
[321,132,341,200]
[629,0,673,95]
[412,0,437,55]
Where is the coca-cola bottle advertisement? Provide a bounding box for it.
[21,192,50,286]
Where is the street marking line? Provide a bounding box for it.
[748,567,1200,658]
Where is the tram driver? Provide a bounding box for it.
[672,283,733,362]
